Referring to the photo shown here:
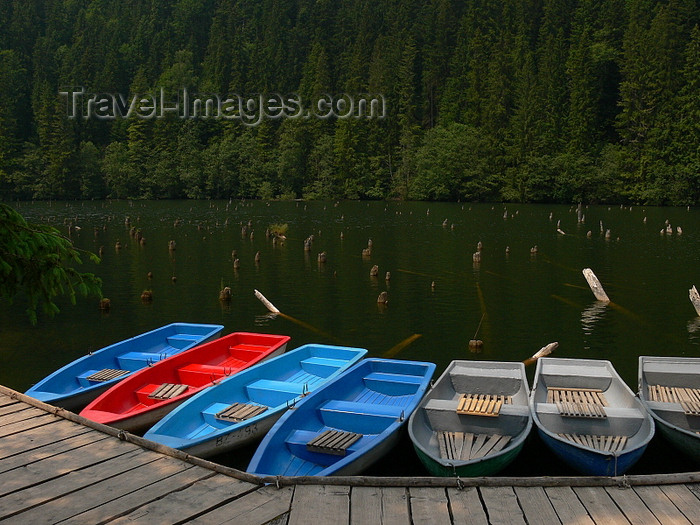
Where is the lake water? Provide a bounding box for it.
[2,200,699,475]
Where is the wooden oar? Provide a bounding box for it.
[522,342,558,367]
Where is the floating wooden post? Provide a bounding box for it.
[254,289,280,313]
[523,342,558,367]
[377,291,388,304]
[370,265,379,277]
[690,286,700,316]
[582,268,610,303]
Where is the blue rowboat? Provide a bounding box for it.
[25,323,224,410]
[530,357,654,476]
[247,358,436,477]
[639,356,700,463]
[143,344,367,458]
[408,360,532,477]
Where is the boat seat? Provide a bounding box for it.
[558,433,627,453]
[648,385,700,415]
[117,351,162,370]
[319,400,403,434]
[456,394,512,417]
[437,431,511,461]
[546,387,608,418]
[537,403,642,420]
[363,372,423,396]
[245,379,307,406]
[214,402,268,422]
[424,398,530,418]
[166,334,201,349]
[306,429,362,456]
[148,383,188,400]
[300,357,347,377]
[84,368,130,382]
[178,364,228,384]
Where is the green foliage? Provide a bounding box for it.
[0,203,102,324]
[0,0,699,204]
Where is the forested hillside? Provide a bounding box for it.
[0,0,698,204]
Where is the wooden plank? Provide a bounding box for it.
[545,486,595,525]
[189,485,294,525]
[632,486,692,525]
[480,486,526,525]
[513,486,561,525]
[604,486,661,525]
[85,368,129,382]
[2,457,200,524]
[572,486,630,525]
[0,407,49,428]
[0,434,129,495]
[350,487,409,525]
[288,485,350,525]
[0,431,108,475]
[0,419,95,462]
[0,413,54,438]
[409,487,451,525]
[0,401,26,417]
[0,394,20,408]
[447,487,488,525]
[659,484,700,523]
[63,467,216,524]
[0,448,158,520]
[109,474,259,524]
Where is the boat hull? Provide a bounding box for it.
[652,415,700,464]
[536,428,647,476]
[248,358,436,477]
[408,360,532,477]
[144,344,367,458]
[639,356,700,464]
[25,323,224,411]
[413,439,526,477]
[531,357,654,477]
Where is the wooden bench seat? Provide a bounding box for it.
[306,429,361,456]
[437,431,511,461]
[648,385,700,415]
[558,433,627,453]
[214,402,268,422]
[84,368,130,382]
[148,383,188,400]
[547,387,608,418]
[456,394,512,417]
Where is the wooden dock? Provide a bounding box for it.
[2,385,700,524]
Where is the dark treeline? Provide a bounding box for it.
[0,0,699,204]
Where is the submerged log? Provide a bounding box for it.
[690,285,700,316]
[254,289,280,313]
[582,268,610,303]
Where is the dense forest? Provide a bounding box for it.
[0,0,699,204]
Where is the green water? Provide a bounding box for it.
[2,200,699,475]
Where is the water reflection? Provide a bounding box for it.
[687,317,700,343]
[581,301,609,342]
